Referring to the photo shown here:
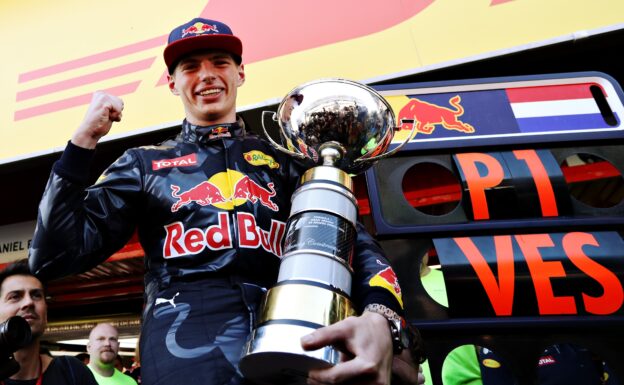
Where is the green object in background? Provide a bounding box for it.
[442,345,483,385]
[361,137,378,155]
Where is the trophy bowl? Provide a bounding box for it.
[269,78,397,174]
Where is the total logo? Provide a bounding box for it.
[537,356,556,367]
[170,169,278,212]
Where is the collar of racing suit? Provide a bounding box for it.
[179,117,247,143]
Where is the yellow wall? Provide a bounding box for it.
[2,0,623,163]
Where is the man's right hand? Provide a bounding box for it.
[71,91,124,149]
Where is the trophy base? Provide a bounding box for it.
[239,323,340,385]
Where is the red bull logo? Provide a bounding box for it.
[181,22,218,38]
[398,95,475,135]
[208,126,231,139]
[369,266,404,307]
[163,212,286,258]
[232,175,278,211]
[296,138,318,162]
[170,169,279,212]
[170,181,228,212]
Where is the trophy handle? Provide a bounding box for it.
[261,111,307,159]
[354,119,417,163]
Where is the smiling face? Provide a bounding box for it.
[0,274,47,340]
[87,323,120,368]
[168,50,245,126]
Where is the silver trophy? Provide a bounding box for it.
[239,78,415,384]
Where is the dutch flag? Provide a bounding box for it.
[507,83,620,133]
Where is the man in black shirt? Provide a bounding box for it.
[0,260,97,385]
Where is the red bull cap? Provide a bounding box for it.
[164,17,243,73]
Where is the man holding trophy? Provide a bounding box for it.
[29,17,423,385]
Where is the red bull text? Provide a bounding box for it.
[163,212,286,258]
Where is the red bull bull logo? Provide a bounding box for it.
[369,266,404,307]
[170,169,279,212]
[296,138,319,163]
[232,175,279,211]
[170,181,228,212]
[398,95,475,135]
[181,22,218,38]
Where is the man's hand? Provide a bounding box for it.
[301,311,393,385]
[71,91,124,149]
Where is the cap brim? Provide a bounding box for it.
[164,34,243,70]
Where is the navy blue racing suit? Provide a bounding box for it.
[29,119,404,385]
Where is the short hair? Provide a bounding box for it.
[0,259,46,296]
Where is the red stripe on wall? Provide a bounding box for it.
[155,71,169,86]
[200,0,434,65]
[17,58,155,101]
[18,35,166,83]
[18,0,433,88]
[14,81,141,121]
[506,83,597,103]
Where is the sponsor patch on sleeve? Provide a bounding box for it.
[369,266,404,308]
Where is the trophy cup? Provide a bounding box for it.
[239,78,415,384]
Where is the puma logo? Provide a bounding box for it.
[156,292,180,308]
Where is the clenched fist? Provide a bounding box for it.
[71,91,124,149]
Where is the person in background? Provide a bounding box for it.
[86,323,137,385]
[0,260,97,385]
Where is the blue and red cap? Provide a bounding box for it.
[164,18,243,73]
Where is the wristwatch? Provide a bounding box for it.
[364,303,410,355]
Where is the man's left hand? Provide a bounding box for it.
[301,311,393,385]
